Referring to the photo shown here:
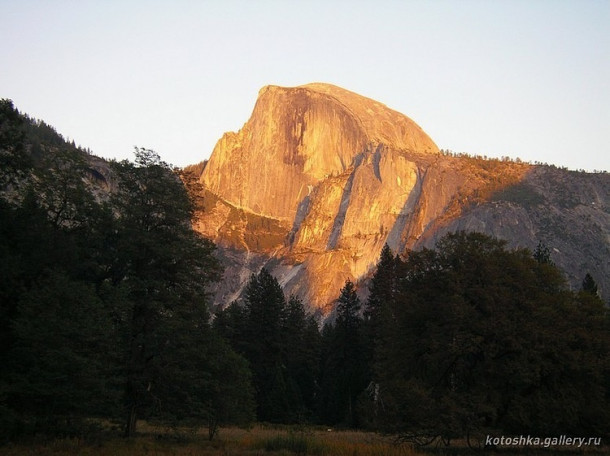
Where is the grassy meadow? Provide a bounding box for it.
[0,425,417,456]
[1,424,607,456]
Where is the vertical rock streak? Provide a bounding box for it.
[327,153,365,250]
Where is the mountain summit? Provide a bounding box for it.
[201,83,438,221]
[190,83,610,312]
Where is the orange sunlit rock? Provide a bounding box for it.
[188,83,609,313]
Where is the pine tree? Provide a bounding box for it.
[581,272,599,296]
[283,295,321,421]
[362,245,402,427]
[318,280,368,427]
[533,240,553,264]
[365,244,397,333]
[213,301,248,354]
[242,268,290,422]
[364,245,400,367]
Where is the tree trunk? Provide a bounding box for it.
[348,387,353,427]
[208,416,219,441]
[125,405,137,438]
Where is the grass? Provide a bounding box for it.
[0,425,418,456]
[250,427,418,455]
[0,425,607,456]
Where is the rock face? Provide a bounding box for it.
[191,83,610,312]
[202,84,438,221]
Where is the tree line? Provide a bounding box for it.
[214,238,609,445]
[1,100,253,441]
[1,98,609,446]
[364,237,609,445]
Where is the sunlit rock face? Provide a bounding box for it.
[196,83,440,311]
[192,83,610,313]
[201,83,438,221]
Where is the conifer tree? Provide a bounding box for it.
[0,148,120,438]
[213,301,248,354]
[242,268,290,422]
[364,246,400,362]
[283,295,321,421]
[533,240,553,264]
[361,244,403,427]
[318,280,368,427]
[7,271,120,432]
[581,272,599,296]
[365,244,396,330]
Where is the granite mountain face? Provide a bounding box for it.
[188,83,610,312]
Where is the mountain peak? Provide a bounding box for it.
[258,83,440,156]
[196,83,443,309]
[193,83,610,312]
[202,83,439,222]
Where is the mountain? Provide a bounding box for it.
[0,99,114,198]
[188,83,610,312]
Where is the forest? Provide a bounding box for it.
[1,99,609,451]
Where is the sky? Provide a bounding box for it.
[1,0,609,171]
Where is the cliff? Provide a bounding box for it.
[191,83,610,312]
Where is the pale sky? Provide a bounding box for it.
[1,0,608,171]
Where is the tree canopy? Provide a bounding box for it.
[317,280,369,427]
[214,269,321,424]
[366,231,610,445]
[0,114,254,441]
